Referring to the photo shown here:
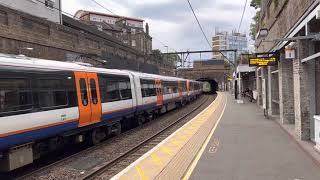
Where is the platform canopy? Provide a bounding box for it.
[237,64,256,73]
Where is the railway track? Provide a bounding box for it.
[12,95,214,180]
[81,95,213,180]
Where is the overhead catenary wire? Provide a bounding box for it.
[32,0,115,30]
[88,0,179,53]
[186,0,211,49]
[152,35,178,52]
[33,0,78,19]
[35,0,179,64]
[90,0,115,15]
[238,0,248,33]
[185,0,234,67]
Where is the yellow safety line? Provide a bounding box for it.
[182,95,227,180]
[150,154,162,166]
[161,146,174,156]
[135,165,148,180]
[171,140,183,147]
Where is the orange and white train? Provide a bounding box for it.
[0,54,202,171]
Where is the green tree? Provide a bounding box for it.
[250,0,261,9]
[249,0,261,40]
[250,12,260,40]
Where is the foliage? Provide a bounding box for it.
[249,11,260,40]
[273,0,279,9]
[249,0,261,40]
[250,0,261,9]
[151,49,181,67]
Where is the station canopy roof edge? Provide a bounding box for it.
[237,64,256,73]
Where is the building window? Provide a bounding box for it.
[45,0,55,9]
[132,40,136,47]
[131,28,136,34]
[97,25,103,31]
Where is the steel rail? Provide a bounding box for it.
[16,95,211,180]
[81,96,211,180]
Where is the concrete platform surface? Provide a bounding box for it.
[189,94,320,180]
[110,93,227,180]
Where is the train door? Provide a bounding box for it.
[75,72,102,127]
[155,79,163,106]
[187,80,190,95]
[178,80,182,98]
[87,72,102,124]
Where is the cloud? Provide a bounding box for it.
[62,0,256,60]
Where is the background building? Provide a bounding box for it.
[212,30,248,62]
[0,0,62,24]
[74,10,152,55]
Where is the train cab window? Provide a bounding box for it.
[80,79,88,106]
[90,79,98,104]
[0,78,33,114]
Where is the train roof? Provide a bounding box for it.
[0,53,199,82]
[0,53,131,76]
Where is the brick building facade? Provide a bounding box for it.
[254,0,320,148]
[0,4,167,74]
[75,10,152,55]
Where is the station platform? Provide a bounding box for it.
[111,93,320,180]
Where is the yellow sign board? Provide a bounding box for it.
[249,57,278,66]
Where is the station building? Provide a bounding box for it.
[253,0,320,150]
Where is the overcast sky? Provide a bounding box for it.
[62,0,256,60]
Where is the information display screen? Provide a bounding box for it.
[249,56,278,66]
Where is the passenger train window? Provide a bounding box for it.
[162,81,172,95]
[90,79,98,104]
[79,79,88,106]
[38,79,68,108]
[104,81,119,102]
[170,81,178,93]
[119,81,132,100]
[98,74,132,102]
[0,78,33,114]
[181,81,187,92]
[140,79,156,97]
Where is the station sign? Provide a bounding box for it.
[249,57,278,66]
[249,52,279,67]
